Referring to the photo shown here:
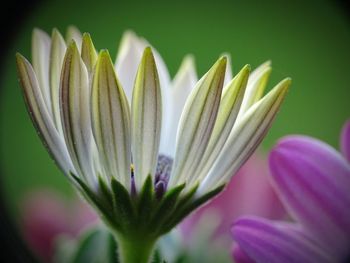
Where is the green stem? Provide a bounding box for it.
[115,234,156,263]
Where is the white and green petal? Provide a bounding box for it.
[91,50,131,188]
[115,31,171,104]
[165,55,198,158]
[191,64,250,186]
[222,53,233,88]
[66,25,83,51]
[32,28,52,115]
[16,53,74,175]
[49,29,66,134]
[115,31,172,159]
[60,42,95,185]
[237,60,272,118]
[198,78,291,194]
[131,47,162,189]
[168,57,227,187]
[81,33,98,74]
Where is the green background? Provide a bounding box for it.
[1,0,349,216]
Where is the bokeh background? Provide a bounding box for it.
[0,0,349,254]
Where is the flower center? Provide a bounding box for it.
[154,154,173,199]
[130,154,173,198]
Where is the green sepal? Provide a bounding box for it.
[150,183,185,234]
[160,184,225,234]
[151,249,166,263]
[70,173,115,224]
[176,183,199,208]
[136,175,155,228]
[111,177,136,231]
[98,176,113,206]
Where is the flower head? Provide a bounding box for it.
[16,27,290,262]
[232,120,350,263]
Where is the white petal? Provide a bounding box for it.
[168,57,227,188]
[81,33,98,75]
[16,53,74,175]
[91,50,131,188]
[198,78,291,194]
[160,55,197,157]
[191,65,250,186]
[49,29,66,135]
[115,31,171,104]
[115,31,149,102]
[237,61,271,119]
[131,47,162,189]
[32,28,52,116]
[66,26,82,51]
[222,53,233,88]
[60,42,95,185]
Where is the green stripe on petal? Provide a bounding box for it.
[131,47,162,190]
[49,29,66,134]
[91,50,131,188]
[60,42,95,185]
[238,61,272,118]
[16,53,73,175]
[32,28,52,115]
[199,78,291,194]
[191,65,250,185]
[169,57,227,188]
[81,33,98,75]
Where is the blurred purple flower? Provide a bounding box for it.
[20,191,98,262]
[232,120,350,263]
[180,152,286,244]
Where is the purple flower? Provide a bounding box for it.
[180,153,286,244]
[232,120,350,263]
[21,191,98,262]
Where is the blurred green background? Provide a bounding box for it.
[1,0,349,216]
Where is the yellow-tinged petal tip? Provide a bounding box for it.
[209,56,227,77]
[99,49,110,57]
[218,56,227,66]
[242,64,251,73]
[143,46,154,58]
[82,32,91,39]
[51,27,60,35]
[67,40,79,51]
[15,52,25,61]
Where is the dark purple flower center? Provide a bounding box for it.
[154,154,173,199]
[130,154,173,198]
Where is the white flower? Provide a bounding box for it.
[16,26,290,242]
[16,27,290,262]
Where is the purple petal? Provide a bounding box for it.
[232,217,332,263]
[180,153,286,240]
[21,191,98,261]
[341,120,350,162]
[232,243,255,263]
[269,136,350,257]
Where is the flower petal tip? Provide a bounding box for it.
[241,64,251,74]
[210,56,227,79]
[15,52,25,62]
[99,49,111,58]
[82,32,91,40]
[143,46,153,56]
[218,56,227,67]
